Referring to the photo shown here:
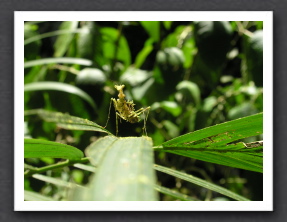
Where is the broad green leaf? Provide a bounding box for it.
[100,27,131,67]
[161,101,182,117]
[176,80,201,107]
[163,25,186,48]
[154,184,197,201]
[134,38,154,68]
[75,68,107,86]
[77,21,97,60]
[194,21,233,69]
[24,190,55,201]
[54,21,78,57]
[24,138,84,160]
[24,57,93,68]
[120,67,151,87]
[162,120,180,138]
[24,109,112,135]
[182,38,195,68]
[24,82,96,110]
[82,136,158,201]
[157,113,263,172]
[163,21,173,30]
[140,21,160,42]
[154,164,250,201]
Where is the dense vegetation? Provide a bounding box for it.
[24,21,263,201]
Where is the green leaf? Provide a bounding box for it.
[25,109,112,135]
[228,102,258,120]
[24,190,55,201]
[182,38,196,68]
[243,30,263,86]
[120,67,151,87]
[176,80,201,107]
[24,82,97,110]
[140,21,160,42]
[24,57,93,68]
[82,136,158,201]
[54,21,78,57]
[100,27,131,67]
[73,163,96,173]
[157,113,263,172]
[75,68,107,86]
[162,120,180,138]
[161,101,182,117]
[163,21,173,30]
[77,21,97,59]
[134,38,154,68]
[24,28,85,45]
[24,138,84,160]
[24,23,41,60]
[194,21,233,69]
[154,184,197,201]
[154,164,250,201]
[32,174,76,188]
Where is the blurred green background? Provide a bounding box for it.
[24,21,263,201]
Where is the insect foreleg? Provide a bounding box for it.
[133,106,151,116]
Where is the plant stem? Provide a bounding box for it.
[24,157,90,178]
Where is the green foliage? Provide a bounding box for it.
[158,113,263,173]
[76,136,158,201]
[24,138,84,160]
[24,21,263,201]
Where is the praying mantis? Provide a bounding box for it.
[105,84,150,136]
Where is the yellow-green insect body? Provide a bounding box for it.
[106,84,150,136]
[112,85,139,123]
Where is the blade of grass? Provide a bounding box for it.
[24,57,93,68]
[24,109,112,135]
[154,184,198,201]
[154,164,250,201]
[24,82,97,110]
[25,29,86,45]
[24,190,55,201]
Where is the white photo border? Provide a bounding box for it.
[15,11,273,211]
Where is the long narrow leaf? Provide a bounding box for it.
[24,57,93,68]
[154,184,197,201]
[24,190,55,201]
[24,82,96,110]
[25,29,85,45]
[157,113,263,172]
[154,164,250,201]
[32,174,80,188]
[53,21,78,57]
[24,138,84,160]
[25,109,111,135]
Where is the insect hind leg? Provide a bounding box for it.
[104,99,113,128]
[142,107,150,136]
